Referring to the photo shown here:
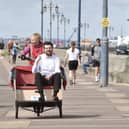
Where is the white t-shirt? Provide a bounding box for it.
[66,48,79,61]
[32,53,61,76]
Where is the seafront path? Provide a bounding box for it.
[0,49,129,129]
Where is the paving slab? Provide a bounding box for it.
[0,120,30,128]
[105,93,127,98]
[110,98,129,103]
[115,106,129,112]
[1,51,129,128]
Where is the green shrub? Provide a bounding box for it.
[1,49,10,56]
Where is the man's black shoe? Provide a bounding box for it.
[39,96,45,102]
[53,95,59,101]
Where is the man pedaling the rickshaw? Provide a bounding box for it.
[32,41,62,102]
[20,33,44,65]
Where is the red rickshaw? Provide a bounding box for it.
[10,65,67,119]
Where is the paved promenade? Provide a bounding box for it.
[1,52,129,129]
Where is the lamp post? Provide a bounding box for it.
[83,23,89,40]
[41,0,44,40]
[109,26,114,39]
[44,1,56,42]
[82,23,89,49]
[50,2,52,42]
[77,0,81,58]
[41,0,47,41]
[55,5,60,45]
[61,14,70,47]
[100,0,109,87]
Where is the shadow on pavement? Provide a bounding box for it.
[18,114,101,119]
[0,85,8,86]
[0,105,13,108]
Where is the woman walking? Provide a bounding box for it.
[64,41,80,85]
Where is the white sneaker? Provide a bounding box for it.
[73,80,75,84]
[95,76,99,82]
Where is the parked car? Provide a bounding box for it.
[116,45,129,55]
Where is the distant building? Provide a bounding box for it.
[80,39,93,50]
[108,36,129,49]
[118,36,129,46]
[81,39,92,46]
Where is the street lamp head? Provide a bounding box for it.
[55,5,59,14]
[43,6,47,12]
[60,14,64,24]
[61,14,64,19]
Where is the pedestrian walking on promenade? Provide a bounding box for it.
[64,41,80,85]
[91,38,101,82]
[82,52,93,74]
[11,42,18,64]
[7,40,13,63]
[0,40,4,59]
[20,33,44,65]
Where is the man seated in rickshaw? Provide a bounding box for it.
[32,41,61,102]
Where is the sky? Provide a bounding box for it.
[0,0,129,41]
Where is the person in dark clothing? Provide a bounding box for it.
[92,38,101,82]
[0,41,4,49]
[11,43,18,64]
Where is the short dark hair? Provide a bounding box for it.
[43,41,53,48]
[96,38,101,46]
[96,38,101,42]
[70,41,76,46]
